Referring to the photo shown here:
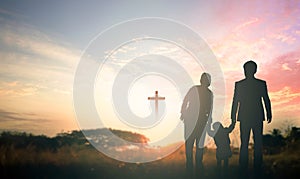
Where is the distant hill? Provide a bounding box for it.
[0,128,149,150]
[83,128,149,147]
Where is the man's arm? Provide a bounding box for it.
[231,82,239,122]
[225,121,236,133]
[262,81,272,123]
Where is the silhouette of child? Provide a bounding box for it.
[207,120,235,177]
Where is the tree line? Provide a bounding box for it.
[0,127,299,154]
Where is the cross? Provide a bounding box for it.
[148,91,165,118]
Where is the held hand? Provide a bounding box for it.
[267,118,272,123]
[232,121,236,128]
[231,118,236,124]
[180,114,184,121]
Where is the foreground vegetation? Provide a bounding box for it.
[0,127,299,178]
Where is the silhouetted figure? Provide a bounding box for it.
[207,120,235,178]
[181,73,213,178]
[231,61,272,176]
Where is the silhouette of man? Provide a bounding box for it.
[231,61,272,174]
[181,73,213,177]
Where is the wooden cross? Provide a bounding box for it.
[148,91,165,118]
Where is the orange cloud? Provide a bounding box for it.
[261,49,300,92]
[281,63,292,71]
[270,86,300,107]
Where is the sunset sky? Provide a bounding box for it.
[0,0,300,146]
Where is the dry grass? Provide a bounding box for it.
[0,142,299,178]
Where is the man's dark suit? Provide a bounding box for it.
[231,77,272,170]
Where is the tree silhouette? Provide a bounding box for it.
[263,129,285,154]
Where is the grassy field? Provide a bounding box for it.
[0,129,300,179]
[0,142,299,179]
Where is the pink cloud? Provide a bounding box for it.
[234,18,260,31]
[261,49,300,92]
[269,33,296,44]
[257,49,300,119]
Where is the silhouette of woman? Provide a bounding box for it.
[181,72,213,178]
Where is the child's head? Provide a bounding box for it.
[212,122,224,130]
